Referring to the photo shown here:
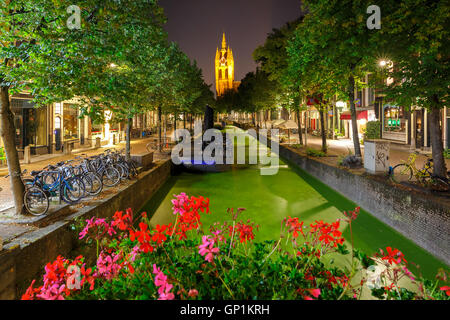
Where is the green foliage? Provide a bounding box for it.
[444,149,450,160]
[365,121,381,140]
[306,148,326,157]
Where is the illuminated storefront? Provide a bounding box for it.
[382,104,408,143]
[52,100,89,151]
[10,96,49,155]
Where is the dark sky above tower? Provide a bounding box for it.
[159,0,303,91]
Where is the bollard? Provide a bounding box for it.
[24,145,31,164]
[63,141,72,155]
[95,137,101,148]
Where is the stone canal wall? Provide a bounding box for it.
[0,160,172,299]
[276,144,450,266]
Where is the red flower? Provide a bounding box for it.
[130,222,154,253]
[380,247,407,265]
[286,217,304,238]
[152,225,168,245]
[440,286,450,296]
[112,209,133,231]
[80,266,95,291]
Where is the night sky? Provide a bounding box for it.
[160,0,302,90]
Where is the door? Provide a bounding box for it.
[414,110,424,148]
[447,118,450,149]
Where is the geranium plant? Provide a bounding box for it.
[22,194,449,300]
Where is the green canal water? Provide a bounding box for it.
[142,127,448,280]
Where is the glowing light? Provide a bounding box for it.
[378,59,392,68]
[336,101,346,108]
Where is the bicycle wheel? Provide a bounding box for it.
[115,163,128,180]
[102,166,121,187]
[24,187,49,216]
[86,172,103,196]
[391,164,413,184]
[127,160,138,177]
[75,173,90,196]
[62,176,85,204]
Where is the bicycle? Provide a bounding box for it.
[146,137,172,154]
[21,165,85,216]
[389,152,449,192]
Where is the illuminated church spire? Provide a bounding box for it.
[215,32,240,97]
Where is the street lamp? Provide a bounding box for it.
[378,59,392,68]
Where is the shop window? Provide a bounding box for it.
[63,103,79,140]
[27,107,47,147]
[11,98,47,148]
[383,106,406,133]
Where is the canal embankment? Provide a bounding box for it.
[252,130,450,266]
[0,159,172,299]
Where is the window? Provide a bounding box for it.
[63,104,79,140]
[11,98,48,148]
[383,105,406,133]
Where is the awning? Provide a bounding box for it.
[340,110,368,120]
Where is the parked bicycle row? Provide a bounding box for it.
[6,149,138,216]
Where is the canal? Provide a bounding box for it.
[142,127,448,280]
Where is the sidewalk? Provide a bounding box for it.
[0,135,169,213]
[285,134,450,171]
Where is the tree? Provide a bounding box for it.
[28,0,172,160]
[253,18,305,142]
[374,0,449,176]
[0,0,71,214]
[288,0,381,158]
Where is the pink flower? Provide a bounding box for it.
[128,245,140,262]
[198,235,220,263]
[188,289,199,298]
[152,264,175,300]
[171,192,189,215]
[79,217,116,240]
[96,252,122,280]
[308,288,321,298]
[36,283,66,300]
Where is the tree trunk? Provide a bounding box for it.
[158,106,162,152]
[319,108,327,152]
[296,110,303,145]
[348,75,361,157]
[174,112,177,141]
[126,117,132,161]
[264,110,267,128]
[183,112,186,129]
[429,105,447,176]
[304,111,308,146]
[190,113,193,132]
[204,105,214,131]
[0,86,25,214]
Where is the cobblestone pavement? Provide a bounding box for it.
[0,135,171,213]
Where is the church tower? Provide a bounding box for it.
[215,33,240,97]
